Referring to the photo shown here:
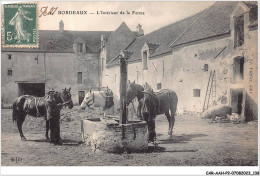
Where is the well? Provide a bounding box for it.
[81,50,148,153]
[81,118,148,153]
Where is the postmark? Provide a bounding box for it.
[2,3,38,48]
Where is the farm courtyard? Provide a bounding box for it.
[1,107,258,166]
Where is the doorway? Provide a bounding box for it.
[231,88,244,115]
[78,91,85,105]
[18,83,45,97]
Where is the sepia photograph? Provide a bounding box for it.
[1,0,259,175]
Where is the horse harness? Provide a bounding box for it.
[59,94,72,107]
[27,91,71,117]
[85,91,113,109]
[28,97,47,117]
[154,89,171,114]
[86,92,95,107]
[100,91,114,110]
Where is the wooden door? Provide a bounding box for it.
[78,91,85,105]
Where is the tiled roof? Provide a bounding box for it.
[170,1,237,48]
[107,8,206,67]
[2,30,111,53]
[107,1,243,67]
[106,22,137,63]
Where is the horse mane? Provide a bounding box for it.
[134,83,144,100]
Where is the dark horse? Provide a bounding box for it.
[12,88,73,141]
[142,83,178,142]
[127,81,178,141]
[126,81,144,119]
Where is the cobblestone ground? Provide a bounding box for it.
[1,107,258,166]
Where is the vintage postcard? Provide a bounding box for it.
[1,1,259,175]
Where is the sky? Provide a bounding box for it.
[38,1,215,34]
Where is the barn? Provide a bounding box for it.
[100,1,258,121]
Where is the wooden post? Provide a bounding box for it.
[119,50,133,124]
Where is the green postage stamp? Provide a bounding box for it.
[2,3,38,48]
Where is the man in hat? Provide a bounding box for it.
[46,89,63,145]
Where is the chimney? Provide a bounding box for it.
[136,24,144,37]
[59,20,64,33]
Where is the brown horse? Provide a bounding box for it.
[126,81,144,118]
[142,83,178,142]
[12,88,73,141]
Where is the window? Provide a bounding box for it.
[163,60,165,77]
[77,43,83,52]
[233,57,244,83]
[101,41,104,51]
[78,72,82,84]
[234,15,244,48]
[143,51,148,70]
[102,58,105,71]
[157,83,162,90]
[7,54,11,60]
[193,89,200,97]
[7,69,12,76]
[204,64,208,71]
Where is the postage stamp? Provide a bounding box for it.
[2,3,38,48]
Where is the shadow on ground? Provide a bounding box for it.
[158,133,207,144]
[147,145,198,153]
[62,139,84,146]
[27,139,83,146]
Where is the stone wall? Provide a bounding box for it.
[1,51,100,105]
[102,29,257,118]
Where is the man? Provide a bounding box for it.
[46,90,62,145]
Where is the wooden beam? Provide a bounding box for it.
[119,50,133,124]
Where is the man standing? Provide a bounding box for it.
[46,90,62,145]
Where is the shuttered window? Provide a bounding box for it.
[233,57,244,83]
[204,64,208,71]
[78,72,82,84]
[7,69,12,76]
[157,83,162,90]
[77,43,83,52]
[234,15,244,48]
[143,51,148,70]
[102,58,105,71]
[193,89,200,97]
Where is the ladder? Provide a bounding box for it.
[203,70,216,112]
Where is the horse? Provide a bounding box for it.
[12,88,73,141]
[126,80,144,119]
[80,88,119,114]
[142,83,178,142]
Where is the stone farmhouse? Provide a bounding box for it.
[1,20,111,105]
[1,2,258,121]
[101,1,258,121]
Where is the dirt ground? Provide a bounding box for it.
[1,107,258,166]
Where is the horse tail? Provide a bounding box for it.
[170,91,178,116]
[12,96,26,125]
[12,101,18,125]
